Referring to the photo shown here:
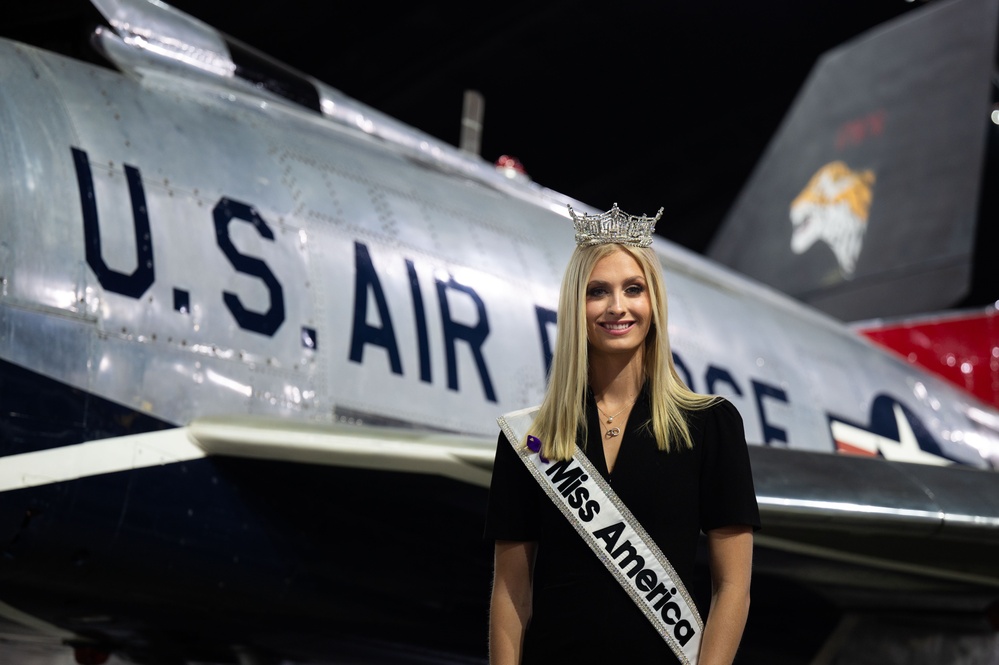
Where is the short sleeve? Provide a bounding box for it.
[483,431,542,541]
[697,399,762,532]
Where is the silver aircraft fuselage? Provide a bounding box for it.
[1,28,995,465]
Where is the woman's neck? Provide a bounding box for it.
[589,349,644,403]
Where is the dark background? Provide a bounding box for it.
[8,0,924,252]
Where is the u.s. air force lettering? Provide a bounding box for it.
[498,408,704,665]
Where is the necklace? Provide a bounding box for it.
[597,396,636,424]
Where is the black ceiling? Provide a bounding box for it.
[7,0,924,251]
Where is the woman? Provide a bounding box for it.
[485,204,760,665]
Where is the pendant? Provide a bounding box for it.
[605,427,621,438]
[606,417,614,424]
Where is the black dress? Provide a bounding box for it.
[484,389,761,664]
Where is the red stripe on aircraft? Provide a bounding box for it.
[857,307,999,409]
[834,440,878,457]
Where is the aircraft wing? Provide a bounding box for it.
[16,408,975,586]
[0,419,494,491]
[187,419,999,595]
[749,445,999,598]
[56,417,990,599]
[189,418,496,488]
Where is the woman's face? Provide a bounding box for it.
[585,249,652,360]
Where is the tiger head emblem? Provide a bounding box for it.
[789,161,875,276]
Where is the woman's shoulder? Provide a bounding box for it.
[706,395,743,419]
[683,394,740,416]
[685,396,745,436]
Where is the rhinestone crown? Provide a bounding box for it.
[568,202,663,248]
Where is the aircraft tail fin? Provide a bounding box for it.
[708,0,999,322]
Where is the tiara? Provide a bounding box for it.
[568,203,663,248]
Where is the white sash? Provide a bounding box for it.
[497,406,703,665]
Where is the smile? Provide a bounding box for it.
[600,322,635,335]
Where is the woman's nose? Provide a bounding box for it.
[607,291,623,314]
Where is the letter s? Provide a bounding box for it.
[214,197,285,336]
[568,486,589,510]
[579,499,600,522]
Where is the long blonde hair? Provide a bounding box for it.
[527,243,716,460]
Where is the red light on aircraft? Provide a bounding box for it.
[495,155,529,180]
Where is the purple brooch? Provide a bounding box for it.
[526,435,549,463]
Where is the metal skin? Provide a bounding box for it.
[0,1,997,662]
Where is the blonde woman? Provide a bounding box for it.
[485,205,759,665]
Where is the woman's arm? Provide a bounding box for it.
[489,540,536,665]
[697,525,754,665]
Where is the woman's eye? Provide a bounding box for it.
[587,288,606,297]
[626,285,644,295]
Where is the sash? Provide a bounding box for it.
[497,406,704,665]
